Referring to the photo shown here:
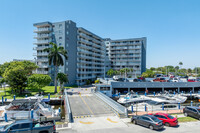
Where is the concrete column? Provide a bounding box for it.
[192,87,194,93]
[178,87,180,93]
[128,88,130,93]
[162,87,164,93]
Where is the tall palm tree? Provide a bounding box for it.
[57,72,68,94]
[179,62,183,69]
[44,42,68,93]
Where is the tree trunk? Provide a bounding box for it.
[54,65,58,93]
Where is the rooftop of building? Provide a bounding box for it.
[109,37,147,42]
[33,21,52,27]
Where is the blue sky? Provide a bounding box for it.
[0,0,200,68]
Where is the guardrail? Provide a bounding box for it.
[128,102,200,115]
[94,91,128,118]
[64,89,73,123]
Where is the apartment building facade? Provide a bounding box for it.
[33,20,146,85]
[105,38,146,78]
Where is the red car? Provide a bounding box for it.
[149,113,178,127]
[153,78,168,82]
[188,79,199,82]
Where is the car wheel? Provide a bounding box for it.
[165,122,170,127]
[184,112,188,117]
[149,125,154,130]
[132,120,137,124]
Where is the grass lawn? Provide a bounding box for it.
[0,86,76,99]
[178,117,198,122]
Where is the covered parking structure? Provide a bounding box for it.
[111,82,200,94]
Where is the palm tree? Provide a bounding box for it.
[179,62,183,69]
[107,69,114,77]
[57,73,68,94]
[44,42,68,93]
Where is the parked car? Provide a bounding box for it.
[131,114,164,130]
[153,78,168,82]
[0,120,56,133]
[170,77,180,82]
[117,78,129,82]
[188,79,200,82]
[113,76,120,81]
[149,113,178,126]
[133,79,142,82]
[183,106,200,120]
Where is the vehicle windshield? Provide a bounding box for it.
[160,78,165,80]
[167,114,174,119]
[151,117,160,122]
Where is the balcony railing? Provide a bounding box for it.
[36,71,48,74]
[36,52,49,56]
[34,40,52,44]
[34,34,52,39]
[37,65,49,68]
[34,28,52,33]
[36,58,48,62]
[33,46,50,50]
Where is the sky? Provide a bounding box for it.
[0,0,200,68]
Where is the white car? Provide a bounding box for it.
[171,77,179,82]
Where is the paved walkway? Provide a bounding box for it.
[71,116,128,131]
[128,109,183,116]
[59,121,200,133]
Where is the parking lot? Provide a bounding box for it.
[59,121,200,133]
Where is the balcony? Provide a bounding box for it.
[35,52,49,56]
[34,28,52,33]
[36,71,48,74]
[34,34,52,39]
[34,40,52,45]
[37,65,49,68]
[76,76,96,80]
[33,46,50,50]
[36,58,48,62]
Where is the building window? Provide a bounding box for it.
[59,24,62,28]
[59,43,62,46]
[66,31,69,35]
[66,43,68,47]
[59,30,62,33]
[59,37,62,40]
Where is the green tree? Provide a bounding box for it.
[2,61,38,94]
[0,62,11,76]
[56,73,68,93]
[86,80,91,85]
[44,42,68,93]
[179,62,183,69]
[28,74,52,93]
[150,67,156,71]
[141,70,155,78]
[107,69,115,77]
[187,68,192,74]
[3,66,27,94]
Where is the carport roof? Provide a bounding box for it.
[111,82,200,88]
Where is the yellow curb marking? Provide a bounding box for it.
[79,121,94,124]
[107,118,118,123]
